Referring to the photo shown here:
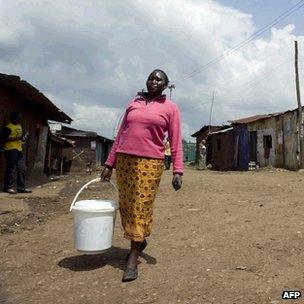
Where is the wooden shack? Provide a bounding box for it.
[45,133,74,176]
[230,107,302,171]
[58,126,113,171]
[230,114,279,169]
[209,127,234,171]
[0,73,72,184]
[191,125,222,166]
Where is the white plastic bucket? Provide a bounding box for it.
[70,178,118,254]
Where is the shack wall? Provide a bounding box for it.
[44,135,73,175]
[67,137,97,171]
[233,125,249,170]
[63,135,112,171]
[0,89,48,184]
[248,117,277,167]
[211,131,234,171]
[275,115,284,168]
[283,111,299,170]
[33,126,49,170]
[194,127,221,166]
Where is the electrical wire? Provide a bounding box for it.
[107,4,304,134]
[174,0,304,83]
[183,57,293,113]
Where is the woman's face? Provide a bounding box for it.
[146,71,167,96]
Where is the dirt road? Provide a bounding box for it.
[1,168,304,304]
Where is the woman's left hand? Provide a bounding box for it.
[172,174,182,191]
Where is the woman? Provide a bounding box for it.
[197,139,207,170]
[100,69,183,282]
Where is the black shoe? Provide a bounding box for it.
[17,189,32,193]
[5,189,17,194]
[122,266,138,282]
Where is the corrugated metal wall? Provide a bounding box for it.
[0,89,48,183]
[183,142,196,162]
[211,130,235,171]
[246,112,300,170]
[96,142,102,165]
[248,117,278,168]
[275,115,284,168]
[233,125,249,170]
[283,111,299,170]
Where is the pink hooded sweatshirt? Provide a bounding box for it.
[105,93,183,174]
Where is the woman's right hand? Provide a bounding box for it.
[100,166,113,182]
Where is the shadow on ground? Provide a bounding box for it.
[57,246,157,272]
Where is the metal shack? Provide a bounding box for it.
[191,125,222,166]
[45,134,74,176]
[0,73,72,183]
[58,126,113,170]
[209,127,234,171]
[230,108,301,171]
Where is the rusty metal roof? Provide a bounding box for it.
[59,126,113,142]
[50,133,74,146]
[191,125,222,137]
[60,126,97,137]
[228,112,283,124]
[209,127,233,135]
[0,73,72,123]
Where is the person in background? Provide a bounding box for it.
[100,69,183,282]
[86,161,93,175]
[0,111,31,194]
[164,139,171,170]
[197,139,207,170]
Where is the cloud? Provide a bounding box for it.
[72,103,122,138]
[0,0,303,140]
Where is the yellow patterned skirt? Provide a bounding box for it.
[116,153,164,242]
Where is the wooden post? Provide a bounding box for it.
[295,41,303,168]
[60,146,64,175]
[168,83,175,99]
[208,90,215,134]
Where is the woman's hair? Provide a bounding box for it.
[151,69,169,86]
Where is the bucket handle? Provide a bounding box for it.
[69,178,118,212]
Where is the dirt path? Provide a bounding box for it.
[1,168,304,304]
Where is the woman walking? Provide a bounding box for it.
[101,69,183,282]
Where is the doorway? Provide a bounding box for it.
[249,131,257,161]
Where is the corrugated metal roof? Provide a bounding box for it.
[228,112,283,124]
[209,127,233,135]
[228,105,304,125]
[191,125,222,137]
[60,126,113,142]
[60,126,97,137]
[0,73,72,123]
[50,133,74,146]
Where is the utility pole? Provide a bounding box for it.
[168,83,176,99]
[208,90,215,134]
[295,40,303,168]
[112,110,126,139]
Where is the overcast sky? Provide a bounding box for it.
[0,0,304,141]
